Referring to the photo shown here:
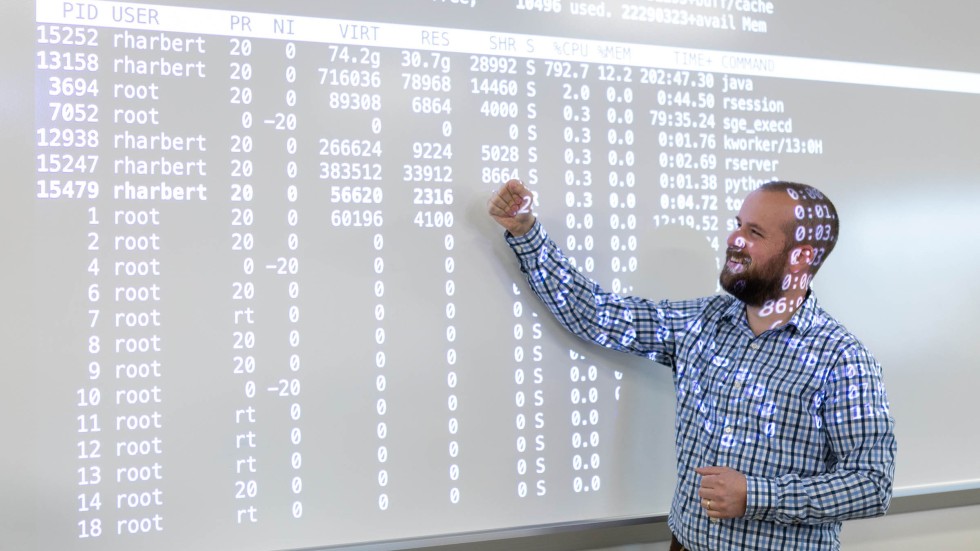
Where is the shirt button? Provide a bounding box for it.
[733,381,743,390]
[750,342,761,350]
[724,426,734,434]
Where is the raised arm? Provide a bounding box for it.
[488,180,705,364]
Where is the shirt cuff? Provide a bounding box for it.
[745,475,775,521]
[505,221,547,267]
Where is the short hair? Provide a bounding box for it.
[758,181,839,274]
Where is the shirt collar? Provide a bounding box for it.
[720,291,819,335]
[790,291,819,334]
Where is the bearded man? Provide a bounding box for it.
[488,179,896,551]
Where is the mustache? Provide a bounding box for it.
[726,248,749,263]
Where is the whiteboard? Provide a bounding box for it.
[2,1,979,549]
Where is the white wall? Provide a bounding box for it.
[591,504,980,551]
[840,504,980,550]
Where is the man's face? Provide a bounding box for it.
[719,190,796,307]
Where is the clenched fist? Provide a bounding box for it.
[487,179,536,237]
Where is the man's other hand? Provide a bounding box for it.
[696,466,748,520]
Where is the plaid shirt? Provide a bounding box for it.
[506,222,897,551]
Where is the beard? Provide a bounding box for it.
[719,247,788,307]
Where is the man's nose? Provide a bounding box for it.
[727,232,746,250]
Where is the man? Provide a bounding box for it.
[488,179,897,550]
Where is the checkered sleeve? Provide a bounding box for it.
[744,340,897,524]
[505,221,684,365]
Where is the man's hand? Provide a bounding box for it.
[487,179,536,237]
[696,466,747,520]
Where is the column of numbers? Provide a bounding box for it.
[511,282,547,498]
[554,65,595,276]
[279,41,305,521]
[228,36,260,525]
[372,228,389,512]
[603,78,639,296]
[402,48,461,504]
[501,55,546,500]
[36,23,106,540]
[648,70,720,244]
[317,43,388,510]
[568,350,601,494]
[470,61,526,496]
[557,65,602,496]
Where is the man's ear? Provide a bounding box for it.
[788,245,815,273]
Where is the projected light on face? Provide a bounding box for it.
[719,236,789,308]
[720,183,839,318]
